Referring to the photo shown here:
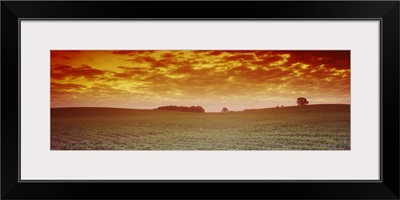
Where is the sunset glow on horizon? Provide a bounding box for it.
[51,50,350,112]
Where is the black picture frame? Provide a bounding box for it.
[2,1,399,199]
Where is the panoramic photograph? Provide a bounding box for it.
[51,50,350,150]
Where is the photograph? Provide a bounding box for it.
[2,0,398,199]
[51,50,350,150]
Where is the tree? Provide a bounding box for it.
[221,107,229,112]
[297,97,309,106]
[157,105,205,113]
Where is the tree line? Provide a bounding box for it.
[156,105,205,113]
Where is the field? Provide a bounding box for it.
[51,104,350,150]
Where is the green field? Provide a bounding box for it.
[51,104,350,150]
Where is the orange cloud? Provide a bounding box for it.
[51,50,350,112]
[51,64,105,80]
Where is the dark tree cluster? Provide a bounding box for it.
[156,105,205,113]
[221,107,229,112]
[297,97,309,106]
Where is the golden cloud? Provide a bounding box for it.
[51,50,350,111]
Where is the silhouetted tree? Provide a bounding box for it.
[221,107,229,112]
[157,105,205,113]
[297,97,309,106]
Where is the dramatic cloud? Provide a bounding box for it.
[51,64,105,80]
[51,50,350,111]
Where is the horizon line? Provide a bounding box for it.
[50,103,350,112]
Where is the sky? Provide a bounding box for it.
[51,50,350,112]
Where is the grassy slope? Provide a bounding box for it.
[51,104,350,150]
